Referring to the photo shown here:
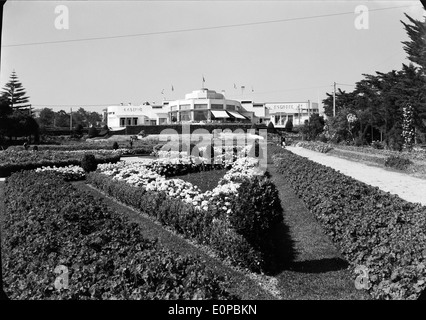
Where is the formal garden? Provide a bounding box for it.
[0,133,425,300]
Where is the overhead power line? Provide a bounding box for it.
[2,4,422,48]
[31,104,116,107]
[336,83,356,87]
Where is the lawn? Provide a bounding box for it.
[167,169,228,192]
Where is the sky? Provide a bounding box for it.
[0,0,425,113]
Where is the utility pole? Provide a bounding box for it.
[70,107,73,131]
[333,82,336,117]
[308,100,311,120]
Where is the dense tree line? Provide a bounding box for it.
[37,107,102,129]
[321,13,426,150]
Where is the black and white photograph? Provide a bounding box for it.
[0,0,426,311]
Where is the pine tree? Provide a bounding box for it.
[0,70,30,110]
[401,13,426,73]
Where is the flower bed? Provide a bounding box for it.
[88,154,283,273]
[35,165,86,181]
[272,148,426,300]
[0,150,121,177]
[2,171,237,300]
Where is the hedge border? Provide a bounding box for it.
[271,146,426,300]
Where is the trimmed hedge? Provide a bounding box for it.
[117,124,267,135]
[0,151,121,177]
[81,154,98,172]
[86,171,283,273]
[229,176,284,271]
[2,171,237,300]
[272,148,426,300]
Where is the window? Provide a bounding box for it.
[194,110,208,121]
[194,104,208,110]
[127,118,132,126]
[226,105,235,111]
[171,106,178,111]
[150,120,156,125]
[120,118,125,127]
[180,111,191,121]
[170,111,178,122]
[180,104,191,110]
[133,118,138,126]
[211,104,223,110]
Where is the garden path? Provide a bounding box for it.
[286,146,426,206]
[266,166,370,299]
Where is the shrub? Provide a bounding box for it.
[112,142,119,150]
[267,121,276,134]
[81,153,98,172]
[88,127,98,138]
[32,145,39,151]
[354,137,364,147]
[74,123,83,135]
[317,134,328,143]
[371,140,385,150]
[285,120,293,133]
[384,155,413,171]
[229,176,284,271]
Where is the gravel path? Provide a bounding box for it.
[286,146,426,206]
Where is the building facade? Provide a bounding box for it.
[265,101,320,127]
[168,88,249,123]
[106,102,169,128]
[106,88,321,129]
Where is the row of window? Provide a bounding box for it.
[170,104,239,111]
[120,118,138,126]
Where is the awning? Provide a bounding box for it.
[211,110,230,118]
[109,127,126,132]
[227,111,247,119]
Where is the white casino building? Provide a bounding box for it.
[106,88,321,129]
